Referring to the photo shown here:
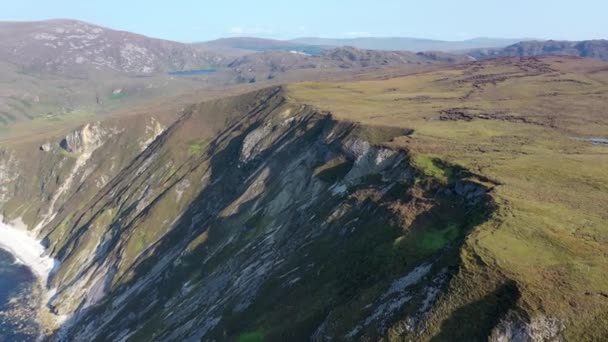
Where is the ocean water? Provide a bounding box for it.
[0,248,39,341]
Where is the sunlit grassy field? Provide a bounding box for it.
[289,56,608,338]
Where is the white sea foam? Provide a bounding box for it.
[0,217,56,285]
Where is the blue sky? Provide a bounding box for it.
[2,0,607,42]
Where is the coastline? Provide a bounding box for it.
[0,218,56,285]
[0,217,64,336]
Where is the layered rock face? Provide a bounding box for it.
[0,88,504,341]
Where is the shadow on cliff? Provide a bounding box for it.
[430,280,520,342]
[47,89,360,339]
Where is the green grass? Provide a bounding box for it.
[413,154,452,182]
[188,138,210,156]
[418,223,460,252]
[237,330,265,342]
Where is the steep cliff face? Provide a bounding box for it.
[0,87,497,340]
[0,115,171,232]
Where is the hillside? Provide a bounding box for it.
[470,39,608,61]
[0,20,467,129]
[0,45,447,129]
[0,59,242,128]
[0,56,606,340]
[0,19,227,75]
[226,47,468,81]
[0,19,238,127]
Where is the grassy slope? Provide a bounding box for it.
[289,56,608,339]
[0,65,211,139]
[0,57,435,145]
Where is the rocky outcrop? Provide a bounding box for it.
[0,151,19,205]
[59,122,108,153]
[490,313,564,342]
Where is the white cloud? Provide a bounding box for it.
[229,26,244,35]
[227,26,274,37]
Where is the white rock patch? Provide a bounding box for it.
[36,123,108,231]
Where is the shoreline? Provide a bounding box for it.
[0,217,63,336]
[0,219,56,285]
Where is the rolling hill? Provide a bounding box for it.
[0,19,228,75]
[0,20,471,128]
[470,39,608,61]
[225,47,469,81]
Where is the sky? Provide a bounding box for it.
[1,0,607,42]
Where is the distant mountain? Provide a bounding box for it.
[469,40,608,61]
[0,19,228,75]
[0,20,472,126]
[288,37,530,52]
[198,37,326,55]
[321,46,471,67]
[226,46,469,81]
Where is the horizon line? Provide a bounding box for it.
[0,18,604,44]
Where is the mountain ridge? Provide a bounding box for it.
[0,19,227,75]
[288,36,532,52]
[469,39,608,61]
